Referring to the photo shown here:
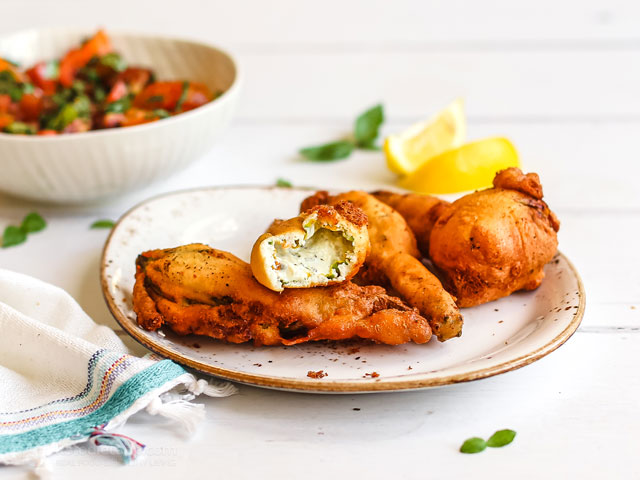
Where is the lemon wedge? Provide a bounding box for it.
[399,137,520,194]
[384,98,466,175]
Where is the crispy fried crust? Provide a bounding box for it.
[372,191,450,254]
[133,244,432,346]
[250,202,370,291]
[302,191,463,342]
[429,167,560,307]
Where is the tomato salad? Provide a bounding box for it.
[0,30,217,135]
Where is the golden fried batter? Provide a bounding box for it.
[133,244,431,346]
[429,168,560,307]
[301,191,463,341]
[372,191,450,254]
[250,202,370,292]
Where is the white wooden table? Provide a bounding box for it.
[1,1,639,478]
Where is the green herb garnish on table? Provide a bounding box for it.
[460,429,516,454]
[1,212,46,248]
[90,219,115,229]
[299,103,385,162]
[276,178,293,187]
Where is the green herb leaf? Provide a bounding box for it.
[1,225,27,248]
[72,80,85,93]
[22,83,34,94]
[3,122,36,135]
[90,219,115,229]
[72,95,92,118]
[0,71,25,102]
[300,140,354,162]
[48,104,78,131]
[175,81,190,111]
[354,104,384,147]
[460,437,487,454]
[276,178,292,188]
[99,53,127,72]
[93,86,106,103]
[152,109,170,119]
[357,140,382,151]
[104,95,131,114]
[486,429,516,448]
[21,212,46,233]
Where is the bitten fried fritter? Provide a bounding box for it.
[429,168,560,307]
[301,191,463,341]
[133,244,432,346]
[372,191,450,253]
[250,202,370,292]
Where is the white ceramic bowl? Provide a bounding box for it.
[0,29,240,203]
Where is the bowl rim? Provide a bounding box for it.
[0,27,241,142]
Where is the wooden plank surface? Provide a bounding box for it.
[4,0,640,45]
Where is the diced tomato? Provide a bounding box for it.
[106,80,127,103]
[180,82,213,111]
[133,82,183,110]
[26,62,58,95]
[62,117,92,133]
[133,81,212,112]
[18,92,44,122]
[59,30,112,87]
[37,129,58,136]
[120,108,162,127]
[101,112,125,128]
[0,113,14,130]
[0,58,26,82]
[116,68,152,95]
[0,94,11,113]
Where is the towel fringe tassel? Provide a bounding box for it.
[186,377,238,397]
[145,396,204,435]
[88,427,145,464]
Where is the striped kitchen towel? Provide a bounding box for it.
[0,268,237,468]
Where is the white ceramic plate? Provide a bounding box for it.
[101,187,585,393]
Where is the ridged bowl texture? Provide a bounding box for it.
[0,29,240,203]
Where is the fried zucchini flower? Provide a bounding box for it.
[250,201,370,292]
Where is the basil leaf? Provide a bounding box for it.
[22,83,34,94]
[104,95,131,114]
[90,219,115,229]
[72,80,86,93]
[486,429,516,448]
[152,109,170,119]
[460,437,487,454]
[0,72,25,102]
[94,86,106,103]
[48,104,78,131]
[51,88,74,107]
[1,225,27,248]
[354,104,384,147]
[100,53,127,72]
[358,140,382,151]
[73,95,91,118]
[3,122,36,135]
[175,81,189,111]
[300,140,354,162]
[276,178,292,187]
[21,212,46,233]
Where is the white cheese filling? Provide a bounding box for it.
[263,225,355,288]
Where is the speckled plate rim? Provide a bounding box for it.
[100,185,586,394]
